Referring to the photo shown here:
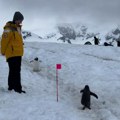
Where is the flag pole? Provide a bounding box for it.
[56,69,58,102]
[56,64,62,102]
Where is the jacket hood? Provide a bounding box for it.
[4,21,21,29]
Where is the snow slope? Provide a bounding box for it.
[0,42,120,120]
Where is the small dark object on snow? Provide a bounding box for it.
[80,85,98,110]
[104,42,113,46]
[94,36,99,45]
[84,41,92,45]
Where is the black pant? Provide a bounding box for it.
[7,56,22,91]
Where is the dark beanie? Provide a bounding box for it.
[13,11,24,22]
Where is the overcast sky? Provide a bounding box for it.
[0,0,120,36]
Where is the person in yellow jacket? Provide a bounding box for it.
[1,11,25,93]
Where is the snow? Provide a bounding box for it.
[1,40,120,120]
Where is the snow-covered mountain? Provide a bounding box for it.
[22,24,119,45]
[22,23,101,45]
[22,30,43,42]
[43,23,101,44]
[105,26,120,43]
[0,23,120,45]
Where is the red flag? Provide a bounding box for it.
[56,64,62,69]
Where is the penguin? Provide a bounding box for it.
[80,85,98,110]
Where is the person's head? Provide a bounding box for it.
[84,85,90,90]
[34,57,38,61]
[13,11,24,25]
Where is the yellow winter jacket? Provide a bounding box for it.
[0,21,24,60]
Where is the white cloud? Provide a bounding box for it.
[0,0,120,34]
